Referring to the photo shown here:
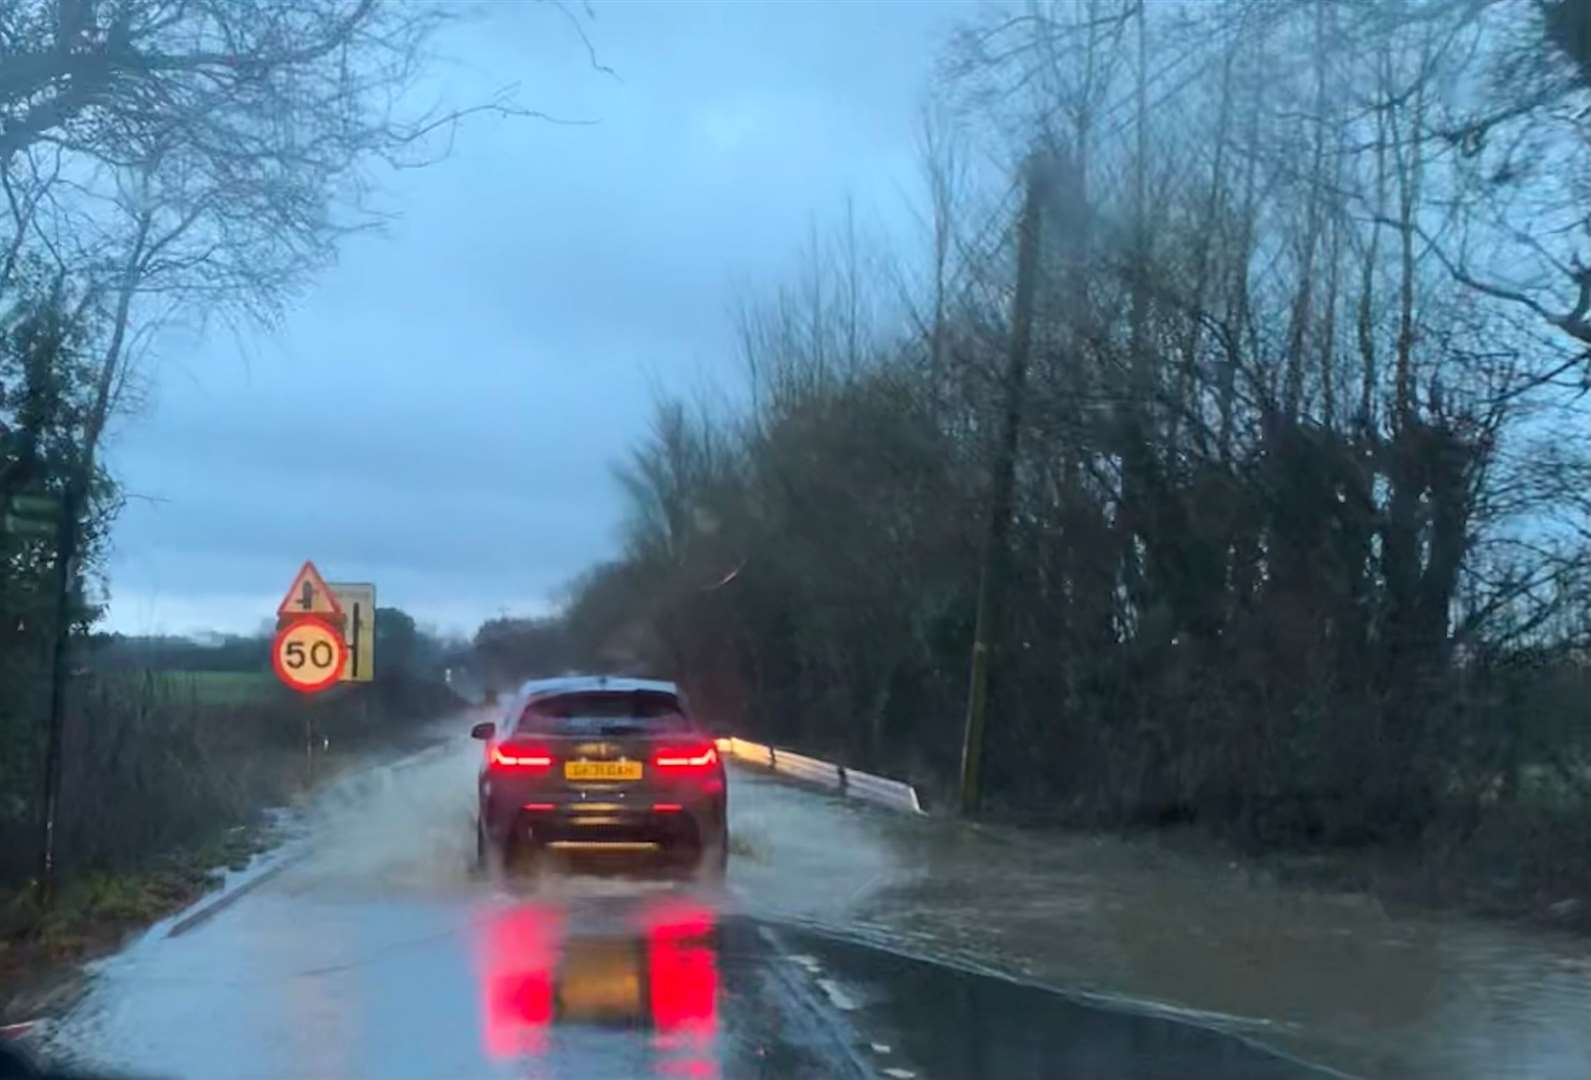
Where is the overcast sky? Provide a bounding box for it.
[99,0,978,640]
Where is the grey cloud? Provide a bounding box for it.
[102,0,974,637]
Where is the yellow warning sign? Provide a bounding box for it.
[328,582,375,682]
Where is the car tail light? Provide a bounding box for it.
[652,803,683,813]
[490,744,554,773]
[652,743,719,771]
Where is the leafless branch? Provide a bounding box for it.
[547,0,620,82]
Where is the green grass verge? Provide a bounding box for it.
[0,821,272,968]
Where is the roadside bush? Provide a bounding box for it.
[0,664,464,893]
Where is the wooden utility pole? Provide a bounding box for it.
[38,482,80,900]
[958,152,1049,816]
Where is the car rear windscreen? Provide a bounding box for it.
[518,691,691,736]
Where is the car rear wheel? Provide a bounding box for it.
[476,816,525,877]
[474,816,487,873]
[502,830,543,878]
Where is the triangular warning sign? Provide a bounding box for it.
[276,560,344,619]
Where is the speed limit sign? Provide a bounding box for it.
[272,615,348,694]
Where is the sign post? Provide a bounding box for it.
[269,564,379,780]
[271,562,349,782]
[271,611,348,783]
[1,493,61,539]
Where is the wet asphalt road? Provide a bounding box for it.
[38,898,1336,1080]
[32,728,1338,1080]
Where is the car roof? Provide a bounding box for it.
[515,674,680,702]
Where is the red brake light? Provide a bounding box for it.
[652,744,719,770]
[490,744,554,772]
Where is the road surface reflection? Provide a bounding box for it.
[477,896,720,1079]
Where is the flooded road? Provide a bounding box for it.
[799,808,1591,1080]
[34,717,1591,1080]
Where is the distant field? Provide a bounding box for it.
[158,671,280,705]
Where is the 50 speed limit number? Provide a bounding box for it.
[272,616,348,694]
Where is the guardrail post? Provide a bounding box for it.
[837,764,848,792]
[769,746,777,770]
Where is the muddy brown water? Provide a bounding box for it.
[732,774,1591,1080]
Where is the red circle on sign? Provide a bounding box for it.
[271,615,347,694]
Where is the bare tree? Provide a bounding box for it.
[539,1,1588,911]
[0,0,581,895]
[0,0,569,476]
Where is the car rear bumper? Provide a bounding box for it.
[485,796,725,855]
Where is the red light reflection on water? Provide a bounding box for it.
[648,911,717,1034]
[478,903,562,1058]
[646,900,719,1080]
[476,896,719,1077]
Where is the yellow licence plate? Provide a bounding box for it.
[564,760,643,781]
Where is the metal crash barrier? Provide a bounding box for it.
[722,737,924,814]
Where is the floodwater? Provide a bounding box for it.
[756,798,1591,1080]
[29,713,1591,1080]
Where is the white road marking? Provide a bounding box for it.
[882,1069,916,1079]
[815,977,861,1011]
[870,1043,891,1054]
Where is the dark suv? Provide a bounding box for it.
[472,676,728,876]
